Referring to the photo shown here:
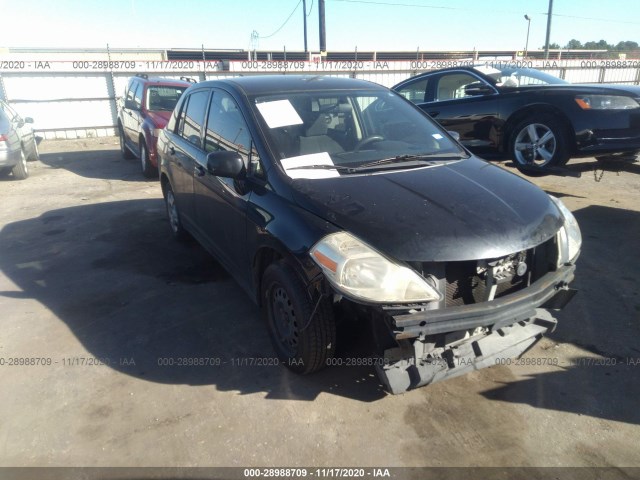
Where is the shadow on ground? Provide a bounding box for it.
[38,148,149,182]
[479,204,640,425]
[0,199,386,402]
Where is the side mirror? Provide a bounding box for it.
[447,130,461,142]
[124,99,138,110]
[24,117,34,124]
[206,151,245,178]
[464,83,494,96]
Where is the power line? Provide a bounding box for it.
[259,0,303,38]
[307,0,314,16]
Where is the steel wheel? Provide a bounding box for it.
[261,261,336,374]
[270,285,299,357]
[166,188,180,235]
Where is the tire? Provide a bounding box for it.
[28,138,40,162]
[509,115,570,173]
[140,141,157,178]
[119,125,134,160]
[11,149,29,180]
[261,261,336,374]
[164,183,188,241]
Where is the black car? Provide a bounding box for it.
[157,75,581,394]
[393,66,640,173]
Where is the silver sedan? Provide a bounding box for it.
[0,100,39,180]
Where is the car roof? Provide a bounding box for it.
[192,75,386,96]
[133,76,193,87]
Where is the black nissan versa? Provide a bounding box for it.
[157,75,581,394]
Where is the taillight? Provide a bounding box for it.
[0,134,8,142]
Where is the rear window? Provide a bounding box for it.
[146,86,187,112]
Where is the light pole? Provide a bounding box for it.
[524,14,531,58]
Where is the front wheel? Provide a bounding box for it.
[11,150,29,180]
[509,116,570,174]
[262,261,336,374]
[140,142,157,178]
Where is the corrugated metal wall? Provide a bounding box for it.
[2,62,639,139]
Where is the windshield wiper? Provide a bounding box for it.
[356,152,466,170]
[286,164,359,173]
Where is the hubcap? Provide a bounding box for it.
[167,191,179,233]
[271,286,299,356]
[514,123,556,167]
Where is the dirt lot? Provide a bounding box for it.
[0,137,639,472]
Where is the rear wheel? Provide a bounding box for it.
[11,149,29,180]
[509,115,570,174]
[164,184,188,241]
[119,125,134,160]
[261,261,336,374]
[140,141,157,178]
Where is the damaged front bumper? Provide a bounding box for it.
[376,265,576,394]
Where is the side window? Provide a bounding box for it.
[126,81,138,104]
[205,90,262,175]
[133,83,143,109]
[396,78,428,104]
[178,90,210,148]
[434,73,490,101]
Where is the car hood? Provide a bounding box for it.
[289,157,563,262]
[145,111,172,128]
[504,83,640,96]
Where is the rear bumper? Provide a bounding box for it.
[390,264,576,339]
[0,149,21,168]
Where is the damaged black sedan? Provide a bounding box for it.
[157,75,581,394]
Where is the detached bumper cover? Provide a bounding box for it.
[390,265,576,339]
[377,310,558,394]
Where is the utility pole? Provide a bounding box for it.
[303,0,308,53]
[544,0,553,60]
[319,0,326,57]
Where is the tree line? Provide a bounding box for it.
[545,40,639,50]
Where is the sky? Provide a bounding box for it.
[1,0,639,53]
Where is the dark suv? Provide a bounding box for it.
[118,74,192,177]
[157,76,580,394]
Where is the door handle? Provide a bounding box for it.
[195,164,206,177]
[428,111,439,118]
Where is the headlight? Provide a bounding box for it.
[549,195,582,266]
[310,232,441,304]
[575,95,639,110]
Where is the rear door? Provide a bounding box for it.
[123,80,142,149]
[163,88,211,230]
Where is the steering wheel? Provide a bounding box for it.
[354,135,384,151]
